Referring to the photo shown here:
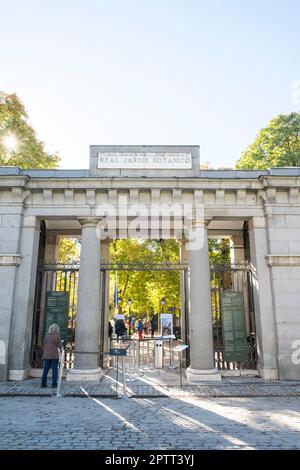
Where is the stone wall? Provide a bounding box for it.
[0,205,23,380]
[266,209,300,380]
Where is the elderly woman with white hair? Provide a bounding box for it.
[41,324,62,388]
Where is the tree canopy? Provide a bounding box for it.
[236,112,300,169]
[58,238,81,264]
[109,239,180,318]
[0,93,60,168]
[107,238,230,318]
[208,239,230,266]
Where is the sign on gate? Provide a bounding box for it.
[220,291,248,362]
[45,292,69,342]
[160,313,173,337]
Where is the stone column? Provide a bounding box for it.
[44,234,59,263]
[101,239,110,369]
[230,233,245,263]
[249,216,278,380]
[186,220,221,382]
[179,241,189,343]
[8,216,41,380]
[67,219,102,381]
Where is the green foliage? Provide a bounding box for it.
[236,112,300,169]
[56,238,80,322]
[58,238,81,263]
[108,238,231,318]
[209,239,230,329]
[109,239,180,317]
[0,93,60,168]
[208,239,230,266]
[53,237,231,321]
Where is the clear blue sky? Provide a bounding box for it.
[1,0,300,169]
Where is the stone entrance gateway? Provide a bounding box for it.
[30,257,257,376]
[1,145,300,382]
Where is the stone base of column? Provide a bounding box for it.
[102,357,110,369]
[9,368,30,381]
[66,368,103,382]
[186,367,221,383]
[259,367,278,380]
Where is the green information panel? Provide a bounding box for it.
[221,291,248,362]
[45,291,69,343]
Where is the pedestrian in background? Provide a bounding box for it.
[108,320,113,338]
[150,317,155,337]
[137,319,143,340]
[115,318,127,339]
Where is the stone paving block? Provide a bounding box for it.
[4,395,300,450]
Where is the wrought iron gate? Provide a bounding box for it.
[30,260,257,371]
[31,262,79,368]
[211,261,257,370]
[30,261,188,369]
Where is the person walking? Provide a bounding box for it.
[41,324,62,388]
[150,316,155,337]
[131,317,135,335]
[115,318,127,339]
[137,319,143,340]
[108,320,113,338]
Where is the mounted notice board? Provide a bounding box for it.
[45,291,69,343]
[220,291,248,362]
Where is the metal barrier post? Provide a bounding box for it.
[147,339,150,368]
[55,347,65,398]
[137,338,140,370]
[169,337,176,368]
[122,355,126,392]
[179,351,183,389]
[126,341,136,382]
[132,338,138,375]
[116,354,119,396]
[132,338,136,372]
[151,338,155,369]
[129,341,132,376]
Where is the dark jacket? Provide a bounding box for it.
[115,320,126,337]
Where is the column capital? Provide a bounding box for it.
[248,216,266,230]
[187,217,212,229]
[22,215,40,231]
[78,218,101,228]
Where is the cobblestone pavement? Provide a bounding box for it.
[1,373,300,398]
[0,395,299,450]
